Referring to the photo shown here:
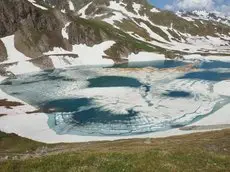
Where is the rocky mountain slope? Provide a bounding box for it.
[1,0,230,75]
[176,10,230,26]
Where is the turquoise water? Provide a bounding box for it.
[178,71,230,81]
[199,60,230,69]
[112,60,188,68]
[87,76,142,88]
[162,90,191,98]
[1,60,230,136]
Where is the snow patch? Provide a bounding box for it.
[0,35,30,64]
[45,41,116,67]
[103,12,127,25]
[6,61,41,75]
[61,22,71,40]
[27,0,48,10]
[132,2,141,14]
[78,2,92,18]
[150,8,160,13]
[140,22,167,42]
[128,52,165,62]
[68,0,75,11]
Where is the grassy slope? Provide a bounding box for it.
[67,17,163,60]
[1,129,230,171]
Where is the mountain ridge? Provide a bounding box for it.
[0,0,230,76]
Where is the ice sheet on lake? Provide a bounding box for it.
[0,67,227,136]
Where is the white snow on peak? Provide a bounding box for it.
[150,7,160,13]
[103,1,173,43]
[108,1,140,19]
[176,11,194,21]
[176,10,230,26]
[68,0,75,11]
[132,2,141,14]
[26,0,48,10]
[193,10,209,18]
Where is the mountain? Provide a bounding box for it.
[1,0,230,76]
[176,10,230,26]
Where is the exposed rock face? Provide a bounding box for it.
[1,0,230,71]
[0,0,51,37]
[0,0,73,58]
[14,22,72,58]
[68,19,109,46]
[41,0,69,10]
[0,0,118,59]
[0,40,7,62]
[30,56,54,70]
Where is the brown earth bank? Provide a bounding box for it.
[0,129,230,171]
[0,99,23,109]
[0,114,6,117]
[180,124,230,131]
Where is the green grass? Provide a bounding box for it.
[1,129,230,171]
[3,149,230,172]
[116,19,153,41]
[0,131,48,153]
[70,17,160,58]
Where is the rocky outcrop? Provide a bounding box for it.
[0,40,7,62]
[0,0,50,37]
[14,22,72,58]
[30,56,54,70]
[68,19,109,46]
[0,0,73,58]
[41,0,69,10]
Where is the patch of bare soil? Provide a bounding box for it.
[0,99,23,109]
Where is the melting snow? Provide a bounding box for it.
[45,41,115,67]
[61,22,71,40]
[103,12,127,25]
[78,2,93,18]
[6,61,41,75]
[68,0,75,11]
[1,66,230,143]
[128,52,165,62]
[140,22,168,42]
[132,2,141,14]
[0,35,30,64]
[27,0,48,10]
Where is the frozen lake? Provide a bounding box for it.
[1,59,230,137]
